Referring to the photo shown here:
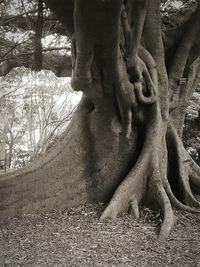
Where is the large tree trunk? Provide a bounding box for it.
[0,0,200,240]
[0,98,136,217]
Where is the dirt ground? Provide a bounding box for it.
[0,200,200,267]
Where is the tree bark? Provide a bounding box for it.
[0,0,200,240]
[0,98,136,217]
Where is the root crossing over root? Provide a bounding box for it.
[100,106,200,240]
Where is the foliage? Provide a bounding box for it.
[0,67,81,169]
[183,86,200,164]
[0,0,76,170]
[0,0,70,76]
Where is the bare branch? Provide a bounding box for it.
[0,50,72,76]
[0,46,70,63]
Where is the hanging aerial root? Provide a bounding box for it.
[134,81,156,105]
[134,62,157,105]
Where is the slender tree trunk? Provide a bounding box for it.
[0,114,7,171]
[33,0,44,71]
[0,0,200,240]
[7,135,13,169]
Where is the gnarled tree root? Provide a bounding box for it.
[100,112,200,240]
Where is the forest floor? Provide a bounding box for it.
[0,198,200,267]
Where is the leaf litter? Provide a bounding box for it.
[0,199,200,267]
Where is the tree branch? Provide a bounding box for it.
[0,49,72,76]
[0,46,70,63]
[44,0,74,37]
[0,10,38,27]
[0,11,65,34]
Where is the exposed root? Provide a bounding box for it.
[129,199,140,219]
[162,173,200,213]
[161,129,200,213]
[100,112,156,220]
[100,112,200,240]
[100,145,176,239]
[148,148,175,241]
[190,156,200,176]
[178,159,200,208]
[153,176,175,241]
[169,126,200,201]
[188,157,200,192]
[101,104,163,230]
[100,146,149,220]
[170,125,200,193]
[168,125,200,207]
[71,0,200,240]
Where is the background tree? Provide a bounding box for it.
[0,0,72,76]
[0,67,80,169]
[0,0,200,241]
[0,113,7,171]
[183,84,200,165]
